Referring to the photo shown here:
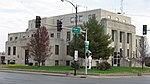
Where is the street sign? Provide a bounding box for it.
[72,27,80,34]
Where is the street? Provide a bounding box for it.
[0,72,150,84]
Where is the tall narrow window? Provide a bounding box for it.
[127,33,130,43]
[57,32,60,38]
[8,47,11,55]
[55,45,59,55]
[120,48,122,57]
[112,30,115,41]
[67,31,71,41]
[127,49,129,57]
[79,15,83,22]
[67,45,69,55]
[13,46,16,55]
[70,17,74,23]
[136,39,137,47]
[120,32,122,42]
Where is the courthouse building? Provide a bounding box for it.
[5,8,143,67]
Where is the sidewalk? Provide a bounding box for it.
[0,68,149,78]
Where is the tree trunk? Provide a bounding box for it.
[142,61,144,69]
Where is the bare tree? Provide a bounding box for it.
[27,26,52,67]
[139,36,150,69]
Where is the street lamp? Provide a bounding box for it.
[61,0,78,76]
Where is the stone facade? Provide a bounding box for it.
[5,8,142,67]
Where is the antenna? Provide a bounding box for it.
[120,0,123,14]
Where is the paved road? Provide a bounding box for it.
[0,72,150,84]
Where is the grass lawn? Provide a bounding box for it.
[2,65,150,74]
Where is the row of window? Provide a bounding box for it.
[70,14,95,23]
[9,35,28,41]
[8,47,16,55]
[50,31,71,41]
[113,49,130,58]
[55,45,69,55]
[7,45,68,56]
[112,30,131,43]
[107,15,126,23]
[70,14,126,24]
[9,37,18,41]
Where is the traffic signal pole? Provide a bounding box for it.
[61,0,78,76]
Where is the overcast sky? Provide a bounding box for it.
[0,0,150,52]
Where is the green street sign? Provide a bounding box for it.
[72,27,80,34]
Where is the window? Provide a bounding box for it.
[127,33,130,43]
[66,61,70,66]
[79,15,83,22]
[8,47,11,55]
[8,60,10,64]
[120,32,123,42]
[13,46,16,55]
[107,15,111,19]
[112,30,115,41]
[10,37,12,41]
[88,14,92,20]
[116,17,119,21]
[51,33,54,37]
[31,34,34,37]
[57,32,60,38]
[67,45,69,55]
[23,36,25,38]
[136,50,138,58]
[67,31,71,41]
[136,39,137,47]
[127,49,129,57]
[123,19,126,23]
[70,17,74,23]
[55,60,59,66]
[55,45,59,55]
[120,48,123,57]
[88,14,95,20]
[15,37,18,40]
[92,14,96,17]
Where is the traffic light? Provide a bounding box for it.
[57,20,62,31]
[35,16,41,28]
[143,25,147,35]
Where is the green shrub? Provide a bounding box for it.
[97,61,111,70]
[71,61,80,70]
[28,62,33,66]
[10,61,15,64]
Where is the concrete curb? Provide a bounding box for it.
[0,68,150,78]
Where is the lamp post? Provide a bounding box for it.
[61,0,78,76]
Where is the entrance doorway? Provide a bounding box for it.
[113,52,120,66]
